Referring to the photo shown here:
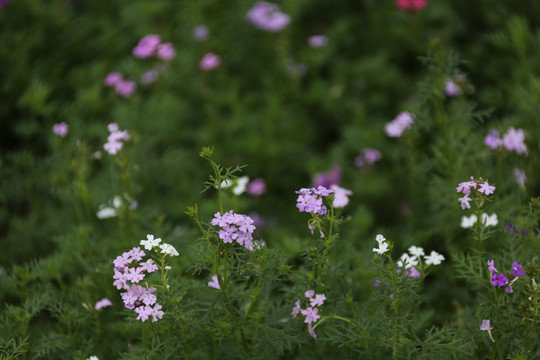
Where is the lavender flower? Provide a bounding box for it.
[246,2,290,33]
[193,25,209,41]
[296,186,333,215]
[308,35,328,48]
[211,211,257,250]
[385,112,414,138]
[200,52,221,71]
[133,34,161,59]
[52,122,69,137]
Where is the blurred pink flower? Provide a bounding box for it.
[115,80,137,98]
[141,69,159,84]
[313,165,341,188]
[355,148,381,167]
[193,25,209,41]
[156,43,175,60]
[246,1,290,33]
[52,122,69,137]
[246,178,267,196]
[104,72,123,87]
[133,34,161,59]
[200,53,220,71]
[396,0,428,11]
[308,35,328,48]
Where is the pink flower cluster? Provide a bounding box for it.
[292,290,326,339]
[395,0,428,11]
[246,1,290,33]
[133,34,176,60]
[385,112,414,138]
[488,260,525,293]
[52,122,69,137]
[484,127,527,155]
[308,35,328,48]
[456,177,495,210]
[104,72,137,98]
[296,186,333,215]
[246,178,266,196]
[211,211,257,250]
[104,123,130,155]
[355,148,382,168]
[200,52,221,71]
[113,247,164,322]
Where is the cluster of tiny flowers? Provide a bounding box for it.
[296,186,333,215]
[395,0,428,11]
[133,34,176,60]
[200,52,221,71]
[113,246,163,322]
[460,213,498,228]
[385,112,414,138]
[505,222,529,237]
[246,1,290,33]
[104,123,130,155]
[308,35,328,48]
[292,290,326,339]
[398,245,445,269]
[52,122,69,137]
[488,260,525,293]
[484,127,527,155]
[456,177,495,209]
[104,72,137,98]
[211,211,258,250]
[355,148,382,168]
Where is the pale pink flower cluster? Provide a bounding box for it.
[246,1,290,33]
[211,211,258,250]
[133,34,176,60]
[292,290,326,339]
[104,72,137,98]
[103,123,130,155]
[484,127,527,155]
[385,112,414,138]
[456,177,495,210]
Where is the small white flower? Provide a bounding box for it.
[481,213,498,227]
[112,196,123,208]
[220,179,233,188]
[408,245,425,258]
[460,214,477,228]
[373,242,389,255]
[140,234,162,250]
[397,253,418,269]
[159,243,179,257]
[375,234,386,244]
[87,356,99,360]
[232,176,250,195]
[96,205,117,219]
[424,251,445,265]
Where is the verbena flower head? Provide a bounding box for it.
[308,35,328,48]
[246,178,266,196]
[114,80,137,98]
[511,262,525,277]
[52,122,69,137]
[293,290,326,339]
[200,52,221,71]
[133,34,161,59]
[246,1,290,33]
[385,112,414,138]
[211,211,257,250]
[485,127,527,155]
[330,184,352,208]
[156,42,175,60]
[395,0,428,11]
[295,186,333,215]
[193,25,209,41]
[456,177,495,209]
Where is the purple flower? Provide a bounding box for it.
[308,35,328,48]
[295,187,332,215]
[52,122,69,137]
[444,79,462,97]
[490,273,508,287]
[246,2,290,33]
[114,80,137,98]
[309,294,326,307]
[141,69,159,84]
[300,307,320,324]
[313,165,341,188]
[487,260,498,274]
[304,290,315,298]
[307,323,317,339]
[480,319,495,342]
[104,72,123,87]
[156,43,175,60]
[200,52,220,71]
[485,129,503,150]
[291,299,301,318]
[211,211,257,250]
[95,298,112,310]
[355,148,382,168]
[193,25,209,41]
[104,123,130,155]
[246,178,266,196]
[502,127,527,155]
[407,266,421,278]
[208,275,221,290]
[133,34,161,59]
[478,181,495,195]
[385,112,414,138]
[511,262,525,277]
[458,194,471,209]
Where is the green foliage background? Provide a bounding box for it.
[1,0,539,359]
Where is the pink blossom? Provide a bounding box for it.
[52,122,69,137]
[300,307,320,324]
[308,35,328,48]
[156,43,175,60]
[141,69,159,84]
[133,34,161,59]
[246,178,267,196]
[115,80,137,98]
[104,72,123,87]
[484,129,502,150]
[502,127,527,155]
[95,298,112,310]
[200,52,221,71]
[246,1,290,33]
[396,0,428,11]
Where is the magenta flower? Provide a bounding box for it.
[156,43,175,60]
[104,72,123,87]
[511,262,525,277]
[484,129,502,149]
[385,112,414,138]
[52,122,69,137]
[246,178,266,196]
[308,35,328,48]
[490,273,508,287]
[395,0,428,11]
[211,211,257,250]
[200,52,221,71]
[133,34,161,59]
[114,80,137,98]
[193,25,209,41]
[246,1,290,33]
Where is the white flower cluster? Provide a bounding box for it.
[140,234,179,257]
[461,213,498,229]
